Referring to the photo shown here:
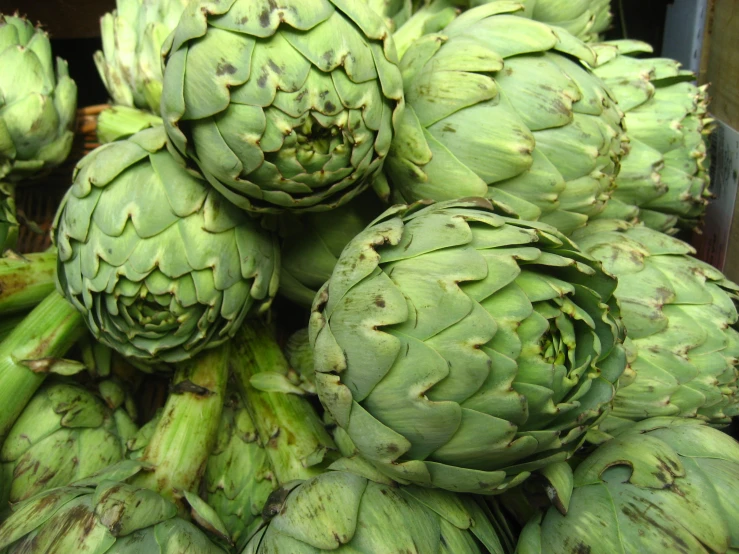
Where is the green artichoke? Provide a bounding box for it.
[386,2,626,235]
[96,105,164,144]
[0,14,77,183]
[571,219,739,432]
[0,344,231,552]
[279,191,384,307]
[53,126,280,365]
[0,380,138,507]
[95,0,190,113]
[592,40,712,233]
[464,0,612,42]
[0,182,18,252]
[310,198,626,494]
[161,0,405,213]
[0,462,228,553]
[244,468,507,553]
[517,417,739,554]
[203,320,336,549]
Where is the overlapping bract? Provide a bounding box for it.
[279,191,384,307]
[518,418,739,553]
[310,199,626,494]
[592,40,712,232]
[244,469,506,553]
[572,220,739,432]
[364,0,414,31]
[54,126,280,365]
[467,0,611,42]
[0,15,77,182]
[386,2,626,235]
[95,0,190,113]
[0,462,227,553]
[0,380,137,507]
[161,0,405,213]
[0,182,18,251]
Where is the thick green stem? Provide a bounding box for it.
[0,314,23,343]
[0,250,57,315]
[0,291,85,439]
[130,343,229,509]
[231,319,336,486]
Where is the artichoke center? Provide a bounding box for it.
[540,323,567,365]
[296,116,342,157]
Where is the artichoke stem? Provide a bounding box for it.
[0,291,85,439]
[231,319,337,485]
[0,249,57,315]
[130,343,229,511]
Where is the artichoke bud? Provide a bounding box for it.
[53,126,281,366]
[244,469,508,553]
[572,219,739,432]
[310,198,626,494]
[160,0,405,213]
[0,461,228,553]
[95,0,190,113]
[0,380,138,507]
[386,3,626,236]
[591,40,713,233]
[0,14,77,183]
[517,418,739,553]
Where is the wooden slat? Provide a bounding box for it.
[700,0,739,129]
[0,0,116,39]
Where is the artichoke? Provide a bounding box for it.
[0,344,231,552]
[161,0,405,213]
[279,191,384,307]
[0,182,18,252]
[95,0,190,113]
[386,2,626,235]
[463,0,612,42]
[0,380,138,507]
[0,14,77,183]
[592,40,712,233]
[53,126,280,365]
[517,417,739,553]
[203,320,336,549]
[310,198,626,494]
[244,467,507,553]
[571,220,739,432]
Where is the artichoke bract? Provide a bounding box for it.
[0,380,137,507]
[0,182,18,252]
[517,418,739,554]
[0,15,77,183]
[364,0,414,31]
[244,469,507,553]
[592,40,712,233]
[310,198,626,494]
[386,2,626,235]
[466,0,611,42]
[571,220,739,432]
[95,0,189,113]
[279,191,384,307]
[53,126,280,366]
[161,0,405,213]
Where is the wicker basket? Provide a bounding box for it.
[15,104,108,254]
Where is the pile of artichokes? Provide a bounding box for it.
[1,1,737,553]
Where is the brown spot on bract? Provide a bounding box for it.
[216,62,237,76]
[325,101,336,113]
[374,296,385,308]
